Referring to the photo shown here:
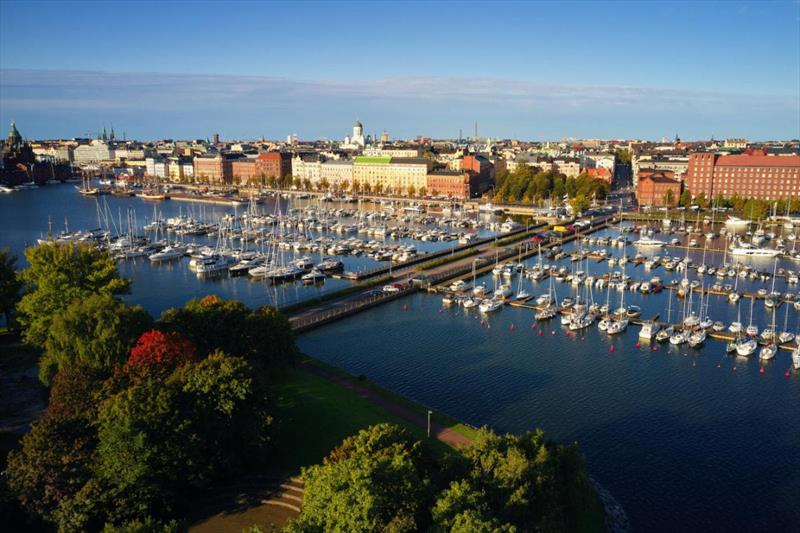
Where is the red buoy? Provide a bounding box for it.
[509,324,516,332]
[635,342,641,349]
[403,304,408,311]
[785,370,791,378]
[565,331,570,336]
[759,367,765,375]
[652,346,658,352]
[538,329,543,337]
[609,345,615,353]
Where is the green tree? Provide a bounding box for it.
[663,189,675,207]
[407,184,416,197]
[40,294,152,384]
[419,187,427,198]
[569,193,589,215]
[302,178,312,191]
[679,189,692,208]
[0,248,22,328]
[5,366,103,523]
[17,242,130,348]
[158,296,296,369]
[451,428,590,531]
[289,424,433,532]
[695,192,708,208]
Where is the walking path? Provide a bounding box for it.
[300,361,472,448]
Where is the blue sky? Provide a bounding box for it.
[1,0,798,141]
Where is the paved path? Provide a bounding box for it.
[300,361,472,448]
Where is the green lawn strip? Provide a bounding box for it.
[413,248,480,272]
[298,356,479,441]
[280,275,392,315]
[272,365,452,474]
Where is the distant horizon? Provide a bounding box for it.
[1,1,798,140]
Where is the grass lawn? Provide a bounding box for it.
[272,364,455,473]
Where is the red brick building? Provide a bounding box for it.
[231,159,257,185]
[255,151,292,181]
[636,169,681,206]
[193,154,228,183]
[458,154,494,197]
[685,152,800,200]
[586,167,613,183]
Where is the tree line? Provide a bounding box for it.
[492,166,609,213]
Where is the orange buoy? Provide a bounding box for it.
[652,346,657,352]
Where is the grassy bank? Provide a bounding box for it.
[280,275,392,316]
[413,248,480,272]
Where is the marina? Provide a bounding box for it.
[3,183,800,532]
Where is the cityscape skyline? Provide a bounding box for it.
[1,1,799,140]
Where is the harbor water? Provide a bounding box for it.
[3,185,800,531]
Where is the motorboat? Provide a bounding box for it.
[148,246,183,262]
[736,337,758,357]
[462,297,479,309]
[535,306,556,320]
[655,325,674,343]
[634,237,666,248]
[301,269,326,283]
[639,320,660,340]
[669,329,689,345]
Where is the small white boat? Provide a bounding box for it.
[736,337,758,357]
[792,346,800,370]
[479,298,503,313]
[759,343,777,361]
[639,320,660,340]
[669,329,689,345]
[655,325,673,343]
[607,318,628,334]
[688,328,706,348]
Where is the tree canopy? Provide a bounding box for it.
[493,167,608,205]
[40,293,151,385]
[0,248,22,327]
[17,242,130,347]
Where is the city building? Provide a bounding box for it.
[292,154,322,185]
[585,167,613,183]
[194,153,231,183]
[353,156,431,193]
[73,140,115,164]
[342,120,366,149]
[255,151,292,181]
[685,152,800,200]
[319,159,354,190]
[636,170,681,206]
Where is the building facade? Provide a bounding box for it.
[685,152,800,200]
[255,151,292,181]
[319,159,354,189]
[636,170,681,206]
[353,156,431,193]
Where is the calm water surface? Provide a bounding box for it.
[299,224,800,532]
[0,184,491,315]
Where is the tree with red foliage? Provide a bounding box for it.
[127,330,196,375]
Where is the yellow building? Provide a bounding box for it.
[353,156,431,193]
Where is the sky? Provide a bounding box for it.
[0,0,798,141]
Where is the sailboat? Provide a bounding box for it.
[759,307,778,360]
[736,300,759,357]
[535,274,557,320]
[515,259,530,301]
[778,300,795,344]
[745,297,759,337]
[607,239,628,334]
[655,290,674,342]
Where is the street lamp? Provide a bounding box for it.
[427,410,432,438]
